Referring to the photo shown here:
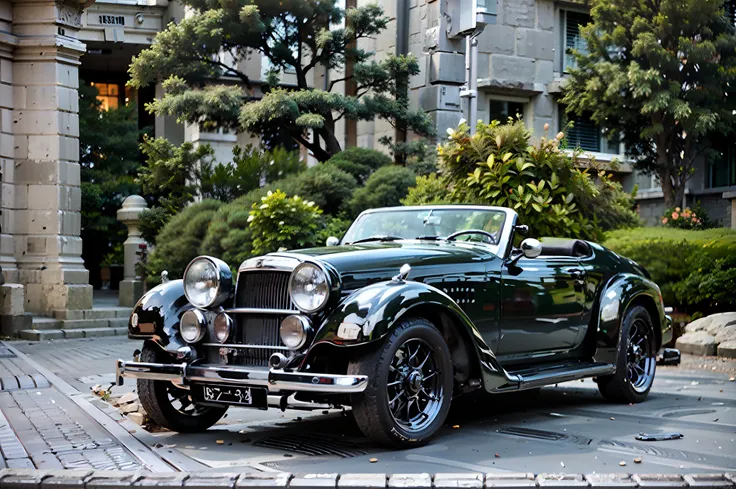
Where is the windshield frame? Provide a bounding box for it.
[341,205,518,257]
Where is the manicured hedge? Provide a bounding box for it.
[603,227,736,313]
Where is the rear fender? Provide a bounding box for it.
[128,279,192,354]
[593,273,667,364]
[311,280,519,392]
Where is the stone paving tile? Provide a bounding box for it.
[0,386,143,471]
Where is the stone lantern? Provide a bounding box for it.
[117,195,148,307]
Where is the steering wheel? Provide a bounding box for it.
[446,229,496,244]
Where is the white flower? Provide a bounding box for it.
[278,221,284,226]
[247,215,254,223]
[260,204,269,209]
[267,190,273,196]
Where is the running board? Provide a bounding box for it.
[501,362,615,392]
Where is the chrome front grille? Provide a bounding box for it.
[208,270,297,367]
[236,271,295,310]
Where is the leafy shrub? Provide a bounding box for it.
[402,173,453,205]
[325,147,392,183]
[675,254,736,312]
[604,227,736,313]
[144,200,223,285]
[438,120,638,240]
[277,164,357,215]
[139,207,171,245]
[318,216,353,245]
[249,190,323,256]
[661,205,711,229]
[349,165,417,216]
[406,146,439,176]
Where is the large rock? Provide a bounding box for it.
[684,312,736,335]
[717,340,736,359]
[714,325,736,344]
[675,331,718,356]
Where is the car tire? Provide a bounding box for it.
[347,317,454,447]
[137,343,227,432]
[597,305,657,403]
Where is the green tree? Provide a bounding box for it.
[79,81,144,286]
[562,0,736,207]
[348,165,416,216]
[128,1,434,162]
[249,190,323,255]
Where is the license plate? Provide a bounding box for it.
[200,385,268,409]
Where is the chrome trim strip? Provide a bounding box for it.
[202,343,291,351]
[116,360,368,394]
[224,308,298,315]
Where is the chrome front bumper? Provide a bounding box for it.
[115,360,368,394]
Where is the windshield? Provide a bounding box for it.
[342,208,506,245]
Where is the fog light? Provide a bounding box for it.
[180,309,205,343]
[269,353,288,369]
[213,313,232,343]
[279,315,311,350]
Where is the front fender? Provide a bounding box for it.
[594,273,667,364]
[312,280,519,392]
[128,279,192,354]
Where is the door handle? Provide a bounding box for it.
[566,268,586,280]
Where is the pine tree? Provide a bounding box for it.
[562,0,736,206]
[128,0,435,162]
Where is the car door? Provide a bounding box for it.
[496,255,587,360]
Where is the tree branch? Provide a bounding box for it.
[328,75,353,92]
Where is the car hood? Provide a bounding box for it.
[284,241,495,291]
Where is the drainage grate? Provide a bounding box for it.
[498,426,592,446]
[254,433,368,458]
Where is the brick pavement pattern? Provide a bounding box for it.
[0,347,142,471]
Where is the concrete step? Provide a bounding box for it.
[30,317,62,331]
[19,326,129,341]
[53,307,132,320]
[61,319,110,330]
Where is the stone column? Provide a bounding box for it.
[117,195,147,307]
[11,0,94,314]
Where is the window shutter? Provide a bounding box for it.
[564,11,590,71]
[565,115,600,153]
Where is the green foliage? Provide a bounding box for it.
[200,191,264,269]
[401,173,453,206]
[561,0,736,206]
[199,145,305,202]
[604,227,736,312]
[318,216,353,244]
[129,1,434,161]
[406,145,440,176]
[661,204,712,229]
[249,191,323,256]
[348,165,416,216]
[324,147,392,183]
[675,254,736,312]
[439,119,637,240]
[277,164,358,215]
[78,81,145,286]
[139,207,170,245]
[144,200,223,286]
[138,136,215,213]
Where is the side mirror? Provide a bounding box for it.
[520,238,542,259]
[326,236,340,247]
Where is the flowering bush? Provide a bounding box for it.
[661,206,708,230]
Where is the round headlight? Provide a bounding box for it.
[288,262,330,313]
[183,256,232,308]
[180,309,206,343]
[280,315,312,350]
[213,313,232,344]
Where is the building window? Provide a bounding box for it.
[562,10,590,72]
[559,110,619,155]
[707,143,736,188]
[91,82,120,110]
[489,100,524,122]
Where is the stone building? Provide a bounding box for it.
[1,0,735,334]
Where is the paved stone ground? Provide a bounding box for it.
[6,337,736,475]
[0,341,169,471]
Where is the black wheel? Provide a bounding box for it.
[597,305,657,403]
[138,343,227,432]
[347,318,453,447]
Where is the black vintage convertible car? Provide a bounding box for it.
[117,205,679,447]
